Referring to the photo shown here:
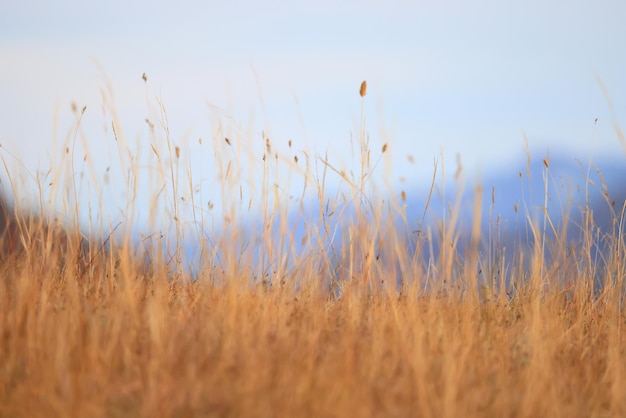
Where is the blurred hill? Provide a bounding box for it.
[4,149,623,284]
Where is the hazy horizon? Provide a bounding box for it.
[2,1,625,230]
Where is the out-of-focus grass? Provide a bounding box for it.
[0,81,624,418]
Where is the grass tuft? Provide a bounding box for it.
[0,80,625,417]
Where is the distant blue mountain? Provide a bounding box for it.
[410,151,626,243]
[179,150,625,288]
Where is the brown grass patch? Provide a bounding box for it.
[0,80,624,418]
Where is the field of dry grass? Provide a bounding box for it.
[1,82,625,417]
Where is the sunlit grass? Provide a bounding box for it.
[0,80,625,417]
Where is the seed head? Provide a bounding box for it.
[359,80,367,97]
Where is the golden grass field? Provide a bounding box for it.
[1,81,625,417]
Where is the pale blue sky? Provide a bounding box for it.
[1,0,625,229]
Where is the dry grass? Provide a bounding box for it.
[0,81,625,418]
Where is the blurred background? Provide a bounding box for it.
[1,0,625,247]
